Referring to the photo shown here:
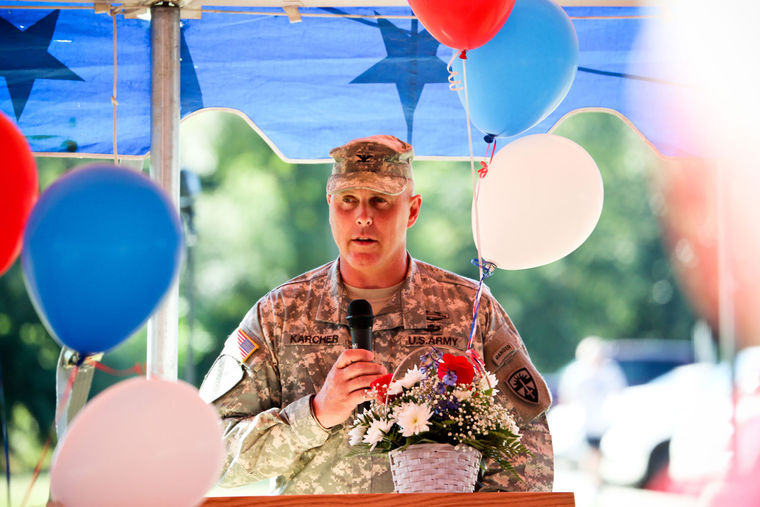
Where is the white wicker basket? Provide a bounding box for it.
[389,443,482,493]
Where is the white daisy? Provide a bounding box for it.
[478,371,499,396]
[397,402,433,437]
[387,380,404,396]
[348,424,367,446]
[363,419,395,450]
[400,365,425,388]
[480,371,498,390]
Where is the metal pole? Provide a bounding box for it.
[147,3,180,381]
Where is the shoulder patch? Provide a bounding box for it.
[199,354,245,404]
[222,326,266,366]
[507,367,539,405]
[494,350,552,425]
[236,327,259,361]
[484,323,521,371]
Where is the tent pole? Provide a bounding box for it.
[147,2,180,381]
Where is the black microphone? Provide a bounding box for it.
[347,299,374,413]
[347,299,374,351]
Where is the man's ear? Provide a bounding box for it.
[407,194,422,228]
[326,194,332,205]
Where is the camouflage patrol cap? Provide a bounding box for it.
[326,135,414,196]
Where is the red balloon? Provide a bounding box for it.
[408,0,516,51]
[0,112,38,276]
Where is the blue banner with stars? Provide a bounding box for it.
[0,4,686,159]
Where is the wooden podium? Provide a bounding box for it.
[202,492,575,506]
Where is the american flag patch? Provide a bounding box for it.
[236,328,259,361]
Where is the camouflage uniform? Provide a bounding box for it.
[200,257,554,494]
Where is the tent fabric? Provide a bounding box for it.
[0,4,686,160]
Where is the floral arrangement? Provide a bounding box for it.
[348,348,529,480]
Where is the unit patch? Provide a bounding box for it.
[507,367,539,405]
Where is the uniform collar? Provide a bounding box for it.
[315,255,428,331]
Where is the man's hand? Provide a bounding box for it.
[312,349,386,428]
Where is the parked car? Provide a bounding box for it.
[548,338,696,467]
[605,338,696,387]
[599,346,760,492]
[546,338,696,400]
[598,362,716,488]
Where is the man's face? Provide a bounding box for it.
[328,187,421,285]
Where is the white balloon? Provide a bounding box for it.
[50,377,225,507]
[473,134,603,270]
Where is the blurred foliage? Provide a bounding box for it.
[407,113,696,370]
[1,110,695,473]
[488,114,696,368]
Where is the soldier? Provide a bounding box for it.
[200,135,553,494]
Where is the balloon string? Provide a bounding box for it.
[20,364,79,507]
[448,50,497,376]
[459,56,496,364]
[465,349,491,389]
[446,52,463,91]
[461,58,484,282]
[486,139,498,173]
[465,258,495,391]
[0,361,10,507]
[477,161,488,178]
[467,136,496,332]
[477,139,497,178]
[19,427,53,507]
[466,259,497,352]
[90,360,145,377]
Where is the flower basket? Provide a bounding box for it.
[389,443,482,493]
[348,347,529,489]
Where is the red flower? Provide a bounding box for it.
[369,373,394,404]
[437,354,475,385]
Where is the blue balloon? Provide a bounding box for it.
[452,0,578,138]
[22,165,183,354]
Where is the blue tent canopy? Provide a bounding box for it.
[1,2,685,161]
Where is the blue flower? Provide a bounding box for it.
[421,348,444,371]
[437,398,460,413]
[442,371,458,387]
[419,352,433,373]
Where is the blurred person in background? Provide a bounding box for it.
[559,336,627,485]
